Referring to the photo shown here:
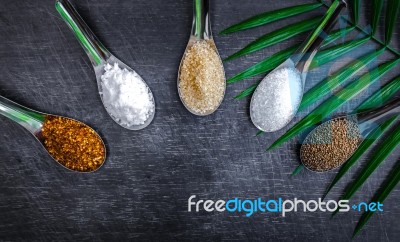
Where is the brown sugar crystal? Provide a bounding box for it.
[41,115,105,172]
[179,40,225,115]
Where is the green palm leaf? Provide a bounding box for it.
[228,26,355,84]
[299,47,384,112]
[321,26,355,46]
[323,76,400,198]
[267,58,400,151]
[353,160,400,237]
[219,2,322,35]
[235,37,369,99]
[308,37,369,69]
[358,76,400,111]
[371,0,384,36]
[235,82,259,99]
[336,123,400,208]
[351,0,361,24]
[291,164,304,176]
[224,17,321,62]
[385,0,400,45]
[227,45,298,84]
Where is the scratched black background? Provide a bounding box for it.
[0,0,399,241]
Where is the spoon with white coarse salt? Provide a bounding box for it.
[56,0,155,130]
[250,0,346,132]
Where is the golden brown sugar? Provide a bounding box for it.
[41,116,105,172]
[179,40,225,115]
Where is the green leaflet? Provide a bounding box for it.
[385,0,400,45]
[227,26,355,84]
[219,2,322,35]
[308,37,370,69]
[267,58,400,151]
[353,160,400,237]
[323,116,398,200]
[352,0,361,24]
[235,82,259,99]
[372,0,384,36]
[336,122,400,208]
[323,76,400,199]
[299,47,385,112]
[224,17,321,62]
[291,164,304,176]
[358,76,400,112]
[321,26,355,47]
[227,45,298,84]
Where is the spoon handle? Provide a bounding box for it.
[357,96,400,135]
[294,0,346,73]
[192,0,212,40]
[0,95,44,134]
[55,0,110,66]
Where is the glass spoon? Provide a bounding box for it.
[177,0,226,116]
[0,95,106,173]
[250,0,347,132]
[55,0,155,130]
[300,96,400,172]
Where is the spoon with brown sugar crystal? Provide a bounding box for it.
[0,95,106,172]
[177,0,226,116]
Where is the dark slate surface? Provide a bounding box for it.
[0,0,399,241]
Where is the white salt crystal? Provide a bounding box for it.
[100,63,154,127]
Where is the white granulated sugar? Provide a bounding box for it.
[101,63,154,127]
[250,65,302,132]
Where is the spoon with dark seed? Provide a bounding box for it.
[300,96,400,172]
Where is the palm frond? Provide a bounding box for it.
[308,37,369,70]
[224,16,322,61]
[234,37,370,99]
[227,45,298,84]
[219,2,323,35]
[351,0,361,24]
[371,0,384,36]
[299,47,385,112]
[358,76,400,111]
[228,26,355,84]
[353,160,400,237]
[385,0,400,45]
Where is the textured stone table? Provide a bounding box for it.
[0,0,399,241]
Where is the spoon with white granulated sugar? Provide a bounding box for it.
[250,0,346,132]
[56,0,155,130]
